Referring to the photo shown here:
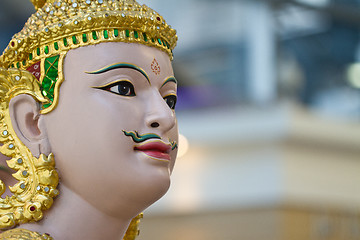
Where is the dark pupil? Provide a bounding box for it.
[167,98,174,107]
[166,96,176,109]
[118,84,130,95]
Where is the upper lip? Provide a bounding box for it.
[134,141,172,153]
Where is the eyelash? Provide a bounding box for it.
[97,80,136,97]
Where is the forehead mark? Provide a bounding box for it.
[160,76,177,89]
[151,58,161,75]
[85,62,150,85]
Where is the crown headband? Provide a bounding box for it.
[0,0,177,113]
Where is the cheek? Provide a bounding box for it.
[169,121,179,171]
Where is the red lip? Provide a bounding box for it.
[134,141,171,161]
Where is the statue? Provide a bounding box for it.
[0,0,178,239]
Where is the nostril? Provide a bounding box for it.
[150,122,160,128]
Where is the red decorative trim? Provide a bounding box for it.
[27,61,41,80]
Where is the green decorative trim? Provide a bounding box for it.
[114,29,119,37]
[72,36,78,44]
[134,31,138,39]
[125,29,130,37]
[63,38,68,47]
[36,48,40,56]
[82,33,88,43]
[44,46,49,54]
[41,55,60,109]
[122,130,161,143]
[143,33,147,42]
[54,42,59,50]
[29,53,33,60]
[92,31,97,40]
[104,30,109,39]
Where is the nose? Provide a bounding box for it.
[145,91,176,133]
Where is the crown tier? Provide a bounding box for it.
[0,0,177,69]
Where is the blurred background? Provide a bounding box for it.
[1,0,360,239]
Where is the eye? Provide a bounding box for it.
[98,80,135,96]
[164,95,177,109]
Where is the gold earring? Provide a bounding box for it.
[0,68,59,229]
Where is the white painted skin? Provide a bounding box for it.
[9,42,178,240]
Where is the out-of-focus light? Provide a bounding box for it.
[346,63,360,89]
[177,134,189,158]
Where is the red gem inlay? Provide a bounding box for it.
[156,16,161,21]
[11,41,15,47]
[30,206,36,211]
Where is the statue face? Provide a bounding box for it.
[42,42,178,217]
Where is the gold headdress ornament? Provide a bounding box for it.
[0,0,176,238]
[0,0,177,113]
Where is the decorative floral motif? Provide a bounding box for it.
[151,58,161,75]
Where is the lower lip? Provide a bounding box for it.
[138,150,171,161]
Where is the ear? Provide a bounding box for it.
[9,94,51,158]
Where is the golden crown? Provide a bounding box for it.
[0,0,177,113]
[0,0,177,70]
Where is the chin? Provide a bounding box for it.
[137,170,171,208]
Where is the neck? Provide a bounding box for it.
[21,184,131,240]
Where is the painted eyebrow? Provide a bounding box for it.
[160,76,177,89]
[85,62,150,84]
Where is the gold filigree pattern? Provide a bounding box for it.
[0,68,59,229]
[0,228,53,239]
[0,0,177,70]
[123,213,142,240]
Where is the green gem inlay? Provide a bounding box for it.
[54,42,59,50]
[83,33,88,43]
[43,102,52,109]
[134,31,138,39]
[114,29,119,37]
[72,36,78,44]
[29,53,33,60]
[104,30,109,39]
[125,29,130,37]
[16,62,20,68]
[92,31,98,40]
[37,48,40,56]
[44,46,49,54]
[41,55,60,109]
[22,60,26,66]
[63,38,68,47]
[151,38,155,43]
[11,64,14,68]
[157,38,162,45]
[143,33,147,42]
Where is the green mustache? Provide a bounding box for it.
[123,130,178,150]
[122,130,161,143]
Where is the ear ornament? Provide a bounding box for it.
[0,68,59,229]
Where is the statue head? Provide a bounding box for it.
[0,0,178,237]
